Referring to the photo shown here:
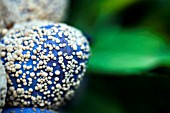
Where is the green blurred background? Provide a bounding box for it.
[63,0,170,113]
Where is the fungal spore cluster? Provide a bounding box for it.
[0,23,90,108]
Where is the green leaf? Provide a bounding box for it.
[96,0,137,24]
[68,0,138,33]
[88,27,170,75]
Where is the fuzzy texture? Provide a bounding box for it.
[2,107,58,113]
[0,0,69,28]
[0,20,52,39]
[0,28,8,39]
[0,60,7,113]
[0,22,90,109]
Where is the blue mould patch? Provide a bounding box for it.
[2,107,53,113]
[0,23,90,108]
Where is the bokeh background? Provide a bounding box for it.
[63,0,170,113]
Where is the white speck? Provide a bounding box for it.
[55,70,60,75]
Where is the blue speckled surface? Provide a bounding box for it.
[2,107,53,113]
[0,23,90,108]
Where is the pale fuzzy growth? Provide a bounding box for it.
[12,20,55,29]
[0,27,8,39]
[0,60,7,113]
[6,20,55,36]
[0,22,90,109]
[0,0,69,28]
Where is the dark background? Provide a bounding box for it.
[62,0,170,113]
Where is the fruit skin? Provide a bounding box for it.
[0,0,69,28]
[0,22,90,109]
[2,107,58,113]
